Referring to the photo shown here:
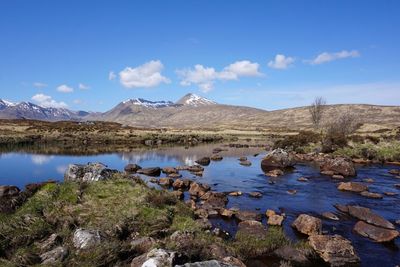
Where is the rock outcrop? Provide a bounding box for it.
[64,163,118,182]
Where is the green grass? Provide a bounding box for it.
[335,141,400,162]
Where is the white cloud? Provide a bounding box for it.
[119,60,170,88]
[57,84,74,93]
[78,83,90,90]
[31,155,54,165]
[31,94,68,108]
[109,71,116,81]
[309,50,360,65]
[33,82,48,88]
[268,54,295,69]
[177,60,262,92]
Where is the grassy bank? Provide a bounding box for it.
[0,176,304,266]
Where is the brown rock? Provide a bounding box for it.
[360,191,383,199]
[332,174,344,179]
[308,234,360,266]
[265,209,276,218]
[347,205,395,229]
[189,182,210,198]
[388,169,400,175]
[162,167,177,174]
[337,182,368,193]
[334,204,349,213]
[292,214,322,236]
[354,221,399,242]
[220,209,234,218]
[222,256,246,267]
[236,220,267,237]
[158,177,173,187]
[320,157,356,177]
[168,173,182,179]
[236,210,262,222]
[124,164,142,173]
[321,170,335,176]
[195,157,211,166]
[384,191,398,196]
[0,185,20,198]
[297,177,308,182]
[210,154,223,161]
[137,167,161,177]
[172,190,184,200]
[228,191,242,196]
[249,191,262,198]
[287,189,297,195]
[267,214,284,226]
[363,178,374,183]
[239,157,247,161]
[239,160,252,166]
[265,169,284,177]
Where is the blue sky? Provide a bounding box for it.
[0,0,399,111]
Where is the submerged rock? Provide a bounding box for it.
[360,191,383,199]
[320,157,356,177]
[321,212,339,221]
[337,182,368,193]
[353,221,399,242]
[261,149,295,172]
[211,154,223,161]
[249,191,262,198]
[308,234,360,266]
[64,163,118,182]
[239,160,252,166]
[73,229,101,249]
[273,246,311,266]
[292,214,322,236]
[347,205,395,229]
[235,210,262,222]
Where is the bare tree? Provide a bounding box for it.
[308,96,326,129]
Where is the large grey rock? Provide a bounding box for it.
[308,234,360,266]
[40,246,68,264]
[73,228,101,249]
[176,260,236,267]
[261,148,295,172]
[0,185,20,198]
[130,248,176,267]
[64,163,118,182]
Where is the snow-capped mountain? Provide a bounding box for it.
[0,99,89,121]
[122,98,177,108]
[176,93,216,107]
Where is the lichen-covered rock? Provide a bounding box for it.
[73,228,101,249]
[292,214,322,236]
[64,163,118,182]
[124,163,142,173]
[308,234,360,266]
[267,214,284,226]
[261,149,295,172]
[40,246,68,264]
[131,248,176,267]
[320,157,356,177]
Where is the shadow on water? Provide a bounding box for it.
[0,142,399,266]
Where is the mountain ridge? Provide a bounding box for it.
[1,93,400,130]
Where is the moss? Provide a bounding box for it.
[233,226,290,260]
[335,141,400,162]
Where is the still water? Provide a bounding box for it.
[0,144,399,266]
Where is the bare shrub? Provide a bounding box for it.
[308,97,326,129]
[322,110,359,152]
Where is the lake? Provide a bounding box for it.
[0,143,399,266]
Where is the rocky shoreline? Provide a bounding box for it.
[1,147,399,266]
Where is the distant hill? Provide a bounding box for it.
[2,94,400,130]
[87,93,400,130]
[0,99,89,121]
